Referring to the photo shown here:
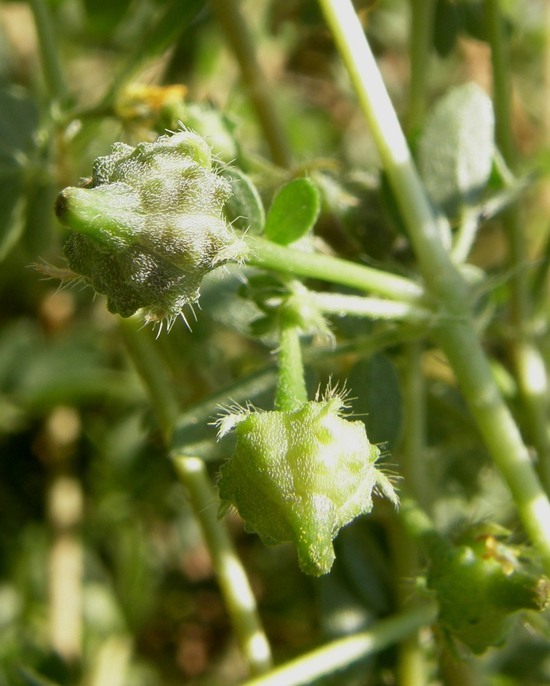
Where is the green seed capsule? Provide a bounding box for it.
[427,534,550,653]
[55,130,244,324]
[217,393,398,576]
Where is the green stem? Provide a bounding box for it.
[318,0,550,572]
[451,207,481,264]
[245,235,425,303]
[318,0,456,298]
[393,347,431,686]
[485,0,527,328]
[484,0,515,166]
[29,0,69,104]
[172,455,273,676]
[514,341,550,492]
[407,0,436,134]
[436,321,550,569]
[119,317,180,443]
[275,322,307,412]
[240,602,437,686]
[309,292,432,323]
[485,0,550,492]
[210,0,292,168]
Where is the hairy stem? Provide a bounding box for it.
[245,235,425,303]
[309,292,432,323]
[172,455,272,675]
[275,323,307,412]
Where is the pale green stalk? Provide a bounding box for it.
[402,4,435,674]
[317,0,456,297]
[317,0,550,572]
[485,0,550,492]
[309,292,432,323]
[119,319,269,676]
[245,235,425,303]
[241,602,437,686]
[275,323,307,412]
[172,455,273,676]
[393,344,430,686]
[451,207,481,263]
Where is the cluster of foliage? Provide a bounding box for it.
[1,0,550,684]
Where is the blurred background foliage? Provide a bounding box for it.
[0,0,550,684]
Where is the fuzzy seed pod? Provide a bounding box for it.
[217,392,398,576]
[428,536,550,653]
[55,130,244,324]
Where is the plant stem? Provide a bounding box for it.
[318,0,550,572]
[407,0,436,134]
[484,0,527,328]
[240,602,437,686]
[210,0,292,168]
[119,317,180,443]
[484,0,515,166]
[436,321,550,569]
[245,235,425,303]
[513,341,550,491]
[391,343,431,686]
[172,455,273,676]
[275,322,307,412]
[29,0,69,104]
[317,0,456,299]
[485,0,550,492]
[309,292,432,323]
[451,207,481,264]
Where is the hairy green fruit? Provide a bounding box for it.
[55,130,244,324]
[428,534,550,653]
[217,393,398,576]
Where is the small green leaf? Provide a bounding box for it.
[264,177,320,245]
[220,166,265,233]
[418,83,495,217]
